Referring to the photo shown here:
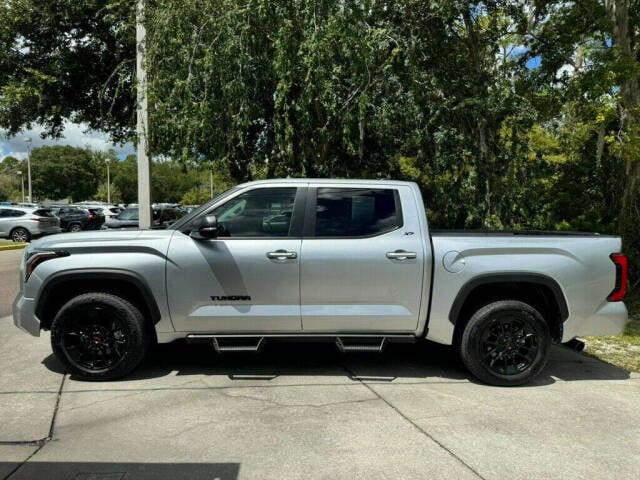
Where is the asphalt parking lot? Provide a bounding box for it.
[0,249,639,479]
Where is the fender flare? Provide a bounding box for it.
[35,269,162,325]
[448,273,569,325]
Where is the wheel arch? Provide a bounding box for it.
[36,269,161,332]
[449,273,568,343]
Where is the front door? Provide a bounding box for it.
[167,186,304,332]
[300,185,426,332]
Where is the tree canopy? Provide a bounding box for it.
[2,0,640,278]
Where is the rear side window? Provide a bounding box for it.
[34,209,55,217]
[314,188,401,237]
[1,209,26,218]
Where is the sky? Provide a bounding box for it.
[1,121,134,162]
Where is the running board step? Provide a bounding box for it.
[335,337,386,353]
[212,336,265,353]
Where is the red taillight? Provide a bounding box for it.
[89,213,95,220]
[607,253,628,302]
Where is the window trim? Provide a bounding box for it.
[303,187,404,239]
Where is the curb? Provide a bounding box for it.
[0,243,28,251]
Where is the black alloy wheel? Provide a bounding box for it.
[51,293,149,380]
[459,300,550,386]
[479,313,538,376]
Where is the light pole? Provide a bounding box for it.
[17,170,24,203]
[136,0,152,228]
[24,137,32,202]
[105,158,111,204]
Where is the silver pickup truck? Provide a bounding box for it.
[13,179,629,385]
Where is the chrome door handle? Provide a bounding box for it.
[386,250,417,260]
[266,250,297,260]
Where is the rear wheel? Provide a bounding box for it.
[10,227,30,243]
[51,292,150,381]
[69,223,82,233]
[459,300,550,386]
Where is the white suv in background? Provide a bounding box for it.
[74,202,122,221]
[0,206,61,242]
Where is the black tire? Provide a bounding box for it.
[459,300,550,386]
[10,227,30,243]
[69,223,82,233]
[50,292,150,381]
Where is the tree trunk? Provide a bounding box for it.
[605,0,640,232]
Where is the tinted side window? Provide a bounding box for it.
[315,188,401,237]
[7,209,26,218]
[34,209,55,217]
[211,187,297,237]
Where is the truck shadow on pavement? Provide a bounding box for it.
[2,461,240,480]
[42,340,631,386]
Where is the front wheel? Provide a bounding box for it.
[459,300,550,386]
[51,292,150,381]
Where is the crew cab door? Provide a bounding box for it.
[300,185,426,332]
[166,185,305,332]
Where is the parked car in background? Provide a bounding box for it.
[0,206,60,242]
[50,206,90,232]
[182,205,199,214]
[74,202,122,221]
[101,205,185,230]
[49,206,104,232]
[101,207,139,230]
[84,208,106,229]
[101,206,123,221]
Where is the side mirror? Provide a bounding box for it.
[191,215,218,239]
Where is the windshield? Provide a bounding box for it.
[116,208,139,221]
[170,186,241,231]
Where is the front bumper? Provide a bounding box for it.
[12,294,40,336]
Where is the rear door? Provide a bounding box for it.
[166,185,306,332]
[300,185,425,332]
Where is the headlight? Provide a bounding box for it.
[25,250,69,282]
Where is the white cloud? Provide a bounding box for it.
[1,121,134,161]
[510,45,529,57]
[555,63,575,79]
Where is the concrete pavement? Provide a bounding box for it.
[0,249,22,317]
[0,317,638,480]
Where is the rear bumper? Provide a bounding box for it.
[561,301,628,342]
[12,294,40,337]
[30,225,61,236]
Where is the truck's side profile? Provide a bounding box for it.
[13,179,629,386]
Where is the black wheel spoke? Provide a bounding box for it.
[59,304,129,373]
[480,312,540,376]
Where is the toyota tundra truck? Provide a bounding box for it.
[12,179,629,386]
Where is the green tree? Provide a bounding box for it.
[30,145,99,201]
[110,154,138,204]
[0,0,135,142]
[0,155,23,201]
[94,181,123,204]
